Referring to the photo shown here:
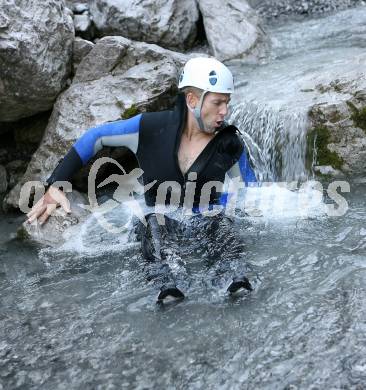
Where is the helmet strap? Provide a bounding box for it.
[192,91,207,131]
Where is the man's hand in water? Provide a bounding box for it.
[26,186,71,225]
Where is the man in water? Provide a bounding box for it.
[27,57,257,301]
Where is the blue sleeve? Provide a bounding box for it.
[238,150,257,184]
[46,114,142,185]
[74,114,142,165]
[219,149,257,206]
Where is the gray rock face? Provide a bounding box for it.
[309,89,366,176]
[0,0,74,122]
[72,38,95,73]
[89,0,199,50]
[17,190,90,247]
[5,36,188,210]
[74,13,92,34]
[198,0,269,62]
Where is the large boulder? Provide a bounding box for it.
[0,0,74,122]
[308,85,366,177]
[89,0,199,50]
[5,36,189,211]
[197,0,269,62]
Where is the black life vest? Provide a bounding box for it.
[136,94,244,209]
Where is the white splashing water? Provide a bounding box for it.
[229,102,309,181]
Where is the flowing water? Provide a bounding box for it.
[229,6,366,181]
[1,6,366,390]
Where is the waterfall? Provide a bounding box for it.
[230,102,309,182]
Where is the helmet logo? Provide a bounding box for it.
[209,70,217,86]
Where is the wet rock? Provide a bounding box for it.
[2,160,27,211]
[89,0,199,50]
[73,13,92,37]
[0,0,74,122]
[197,0,269,62]
[5,36,188,210]
[0,165,7,193]
[308,88,366,176]
[72,38,95,73]
[313,165,344,177]
[17,190,89,247]
[5,160,27,190]
[66,1,89,14]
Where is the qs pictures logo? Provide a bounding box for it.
[85,157,156,233]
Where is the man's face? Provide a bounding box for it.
[200,92,231,134]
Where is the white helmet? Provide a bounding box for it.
[178,57,234,94]
[178,57,234,132]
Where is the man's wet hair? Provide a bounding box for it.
[181,86,203,98]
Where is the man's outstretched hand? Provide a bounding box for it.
[26,186,71,225]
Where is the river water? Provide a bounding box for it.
[1,6,366,390]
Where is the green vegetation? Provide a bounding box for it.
[346,101,366,133]
[122,104,140,119]
[307,125,344,170]
[17,226,30,240]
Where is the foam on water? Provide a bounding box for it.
[41,180,330,260]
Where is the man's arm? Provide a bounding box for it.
[47,114,142,186]
[27,114,142,224]
[227,148,257,185]
[219,148,257,207]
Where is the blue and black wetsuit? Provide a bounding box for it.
[47,94,257,296]
[47,94,256,208]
